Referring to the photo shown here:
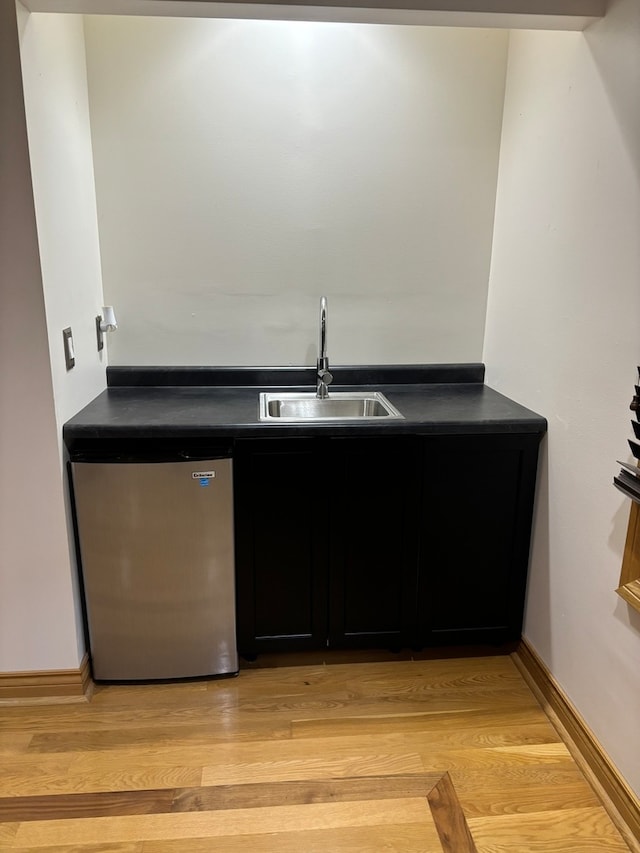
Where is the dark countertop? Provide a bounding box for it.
[63,365,547,448]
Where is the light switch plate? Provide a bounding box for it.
[96,315,104,351]
[63,327,75,370]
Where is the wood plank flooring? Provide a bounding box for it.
[0,654,631,852]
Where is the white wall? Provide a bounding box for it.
[19,11,108,445]
[484,0,640,795]
[83,17,508,367]
[13,8,110,672]
[0,2,83,672]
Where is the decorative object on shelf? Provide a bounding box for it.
[613,367,640,505]
[615,366,640,613]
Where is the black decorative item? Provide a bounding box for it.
[613,367,640,504]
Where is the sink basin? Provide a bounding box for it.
[259,391,404,422]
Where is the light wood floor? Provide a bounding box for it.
[0,652,631,852]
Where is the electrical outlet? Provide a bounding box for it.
[63,327,75,370]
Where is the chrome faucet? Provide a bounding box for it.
[316,296,333,399]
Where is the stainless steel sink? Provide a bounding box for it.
[259,391,404,422]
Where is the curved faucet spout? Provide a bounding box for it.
[316,296,333,399]
[319,296,328,360]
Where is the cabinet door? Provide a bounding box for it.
[328,437,420,649]
[234,439,328,656]
[417,435,540,646]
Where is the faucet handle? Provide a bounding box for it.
[318,369,333,386]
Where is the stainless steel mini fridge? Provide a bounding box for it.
[71,455,238,681]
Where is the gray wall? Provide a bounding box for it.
[84,18,508,366]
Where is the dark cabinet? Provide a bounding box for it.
[234,432,541,658]
[416,434,540,646]
[234,436,419,657]
[327,437,420,650]
[234,439,329,654]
